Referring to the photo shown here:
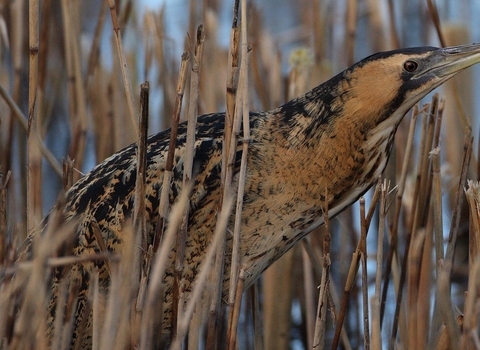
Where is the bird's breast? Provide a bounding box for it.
[235,118,395,284]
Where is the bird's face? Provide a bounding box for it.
[398,44,480,108]
[337,44,480,130]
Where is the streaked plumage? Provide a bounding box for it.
[32,44,480,348]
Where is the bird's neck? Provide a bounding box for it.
[259,77,406,210]
[239,79,407,284]
[272,70,409,150]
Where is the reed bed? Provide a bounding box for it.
[1,1,479,349]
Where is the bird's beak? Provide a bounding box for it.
[428,43,480,78]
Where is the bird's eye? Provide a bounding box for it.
[403,60,419,72]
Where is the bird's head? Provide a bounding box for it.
[277,44,480,147]
[334,43,480,130]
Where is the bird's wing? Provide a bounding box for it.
[62,111,266,254]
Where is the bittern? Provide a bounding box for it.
[30,44,480,347]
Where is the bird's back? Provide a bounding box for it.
[51,111,271,345]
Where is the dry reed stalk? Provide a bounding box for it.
[304,230,351,348]
[429,8,472,143]
[301,243,315,349]
[406,226,425,349]
[11,206,74,349]
[430,147,444,258]
[187,0,196,53]
[135,82,150,255]
[4,0,25,183]
[435,317,465,350]
[150,9,176,132]
[390,105,432,349]
[332,185,381,349]
[478,134,480,181]
[143,13,154,82]
[62,156,74,191]
[386,0,400,49]
[223,0,240,183]
[205,2,240,345]
[112,60,126,155]
[345,0,357,66]
[89,65,114,162]
[27,0,42,235]
[188,301,203,350]
[338,211,360,326]
[432,99,445,262]
[365,180,382,229]
[443,26,475,187]
[312,199,330,349]
[370,296,381,350]
[4,252,115,272]
[436,260,461,348]
[250,283,263,350]
[302,239,322,280]
[156,52,190,250]
[257,24,283,109]
[416,97,438,225]
[121,1,134,28]
[365,0,386,51]
[381,105,422,325]
[86,2,108,88]
[421,219,435,347]
[61,0,88,170]
[37,0,50,138]
[372,180,388,349]
[312,0,324,63]
[59,0,75,138]
[426,0,446,47]
[263,260,295,345]
[203,9,230,114]
[91,272,100,350]
[91,223,110,271]
[171,25,204,342]
[461,255,480,349]
[0,172,10,264]
[106,0,138,137]
[393,95,444,348]
[0,261,18,344]
[138,183,192,349]
[64,282,83,350]
[51,276,69,349]
[131,81,150,348]
[249,41,268,110]
[227,266,246,350]
[445,129,473,264]
[415,102,444,348]
[99,235,132,349]
[227,0,250,344]
[101,177,148,349]
[0,83,62,176]
[359,198,370,350]
[170,198,234,350]
[466,181,480,274]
